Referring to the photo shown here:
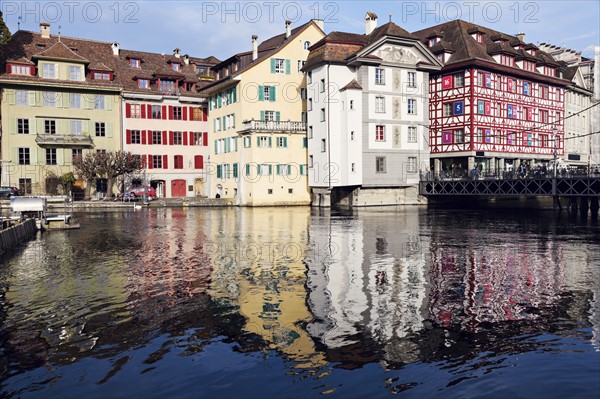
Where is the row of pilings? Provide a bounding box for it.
[567,196,600,216]
[0,219,37,256]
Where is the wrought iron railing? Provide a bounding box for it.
[35,133,94,146]
[240,120,306,132]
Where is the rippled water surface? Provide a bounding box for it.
[1,207,599,398]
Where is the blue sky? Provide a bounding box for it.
[2,1,599,60]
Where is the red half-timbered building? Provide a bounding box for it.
[413,21,572,175]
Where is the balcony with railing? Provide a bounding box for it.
[36,133,94,147]
[239,120,306,134]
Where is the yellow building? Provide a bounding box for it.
[0,23,121,195]
[201,20,325,206]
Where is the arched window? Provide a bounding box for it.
[304,41,311,50]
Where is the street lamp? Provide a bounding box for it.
[553,126,558,179]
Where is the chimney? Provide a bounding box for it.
[285,20,291,38]
[365,12,378,35]
[111,42,120,56]
[183,54,190,65]
[173,48,181,58]
[252,35,258,61]
[516,32,525,42]
[40,22,50,38]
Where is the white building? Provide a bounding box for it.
[304,13,442,207]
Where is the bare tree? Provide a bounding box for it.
[106,151,143,198]
[73,153,97,200]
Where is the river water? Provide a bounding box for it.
[0,207,599,398]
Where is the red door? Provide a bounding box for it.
[171,180,186,197]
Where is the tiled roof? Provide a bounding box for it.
[32,40,90,63]
[340,79,362,91]
[88,62,113,72]
[6,57,35,65]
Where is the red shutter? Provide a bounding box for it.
[125,103,131,118]
[183,131,188,146]
[126,129,132,144]
[141,104,147,119]
[183,107,188,121]
[141,130,147,145]
[163,155,168,169]
[147,155,153,169]
[162,105,167,120]
[6,64,11,73]
[141,155,147,167]
[203,132,208,146]
[162,130,167,145]
[148,130,153,145]
[189,131,194,146]
[169,131,174,145]
[169,106,174,120]
[202,108,208,121]
[194,155,204,169]
[147,104,152,118]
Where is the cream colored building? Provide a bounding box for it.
[0,24,122,195]
[201,20,325,205]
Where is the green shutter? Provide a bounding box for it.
[217,95,222,108]
[287,165,292,175]
[233,163,238,178]
[283,137,288,147]
[234,137,238,150]
[270,86,276,102]
[260,110,265,121]
[214,140,218,154]
[258,85,264,101]
[276,111,280,122]
[217,164,222,178]
[246,163,250,176]
[276,165,281,175]
[7,89,15,105]
[256,136,260,146]
[300,165,305,175]
[233,87,237,103]
[268,137,272,147]
[270,58,276,73]
[285,59,291,74]
[268,165,272,175]
[303,137,307,148]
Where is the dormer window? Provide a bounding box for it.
[130,58,141,68]
[472,32,484,43]
[436,53,445,62]
[543,66,556,77]
[499,54,514,66]
[8,64,34,75]
[93,72,111,80]
[171,63,180,72]
[428,37,440,47]
[523,60,536,72]
[138,79,150,89]
[527,48,536,56]
[41,63,58,79]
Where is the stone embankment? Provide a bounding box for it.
[0,219,37,256]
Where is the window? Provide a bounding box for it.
[375,96,385,113]
[263,86,271,101]
[523,60,536,72]
[407,99,416,115]
[259,164,271,176]
[540,85,549,99]
[472,32,483,43]
[309,155,314,168]
[376,157,386,173]
[43,92,57,107]
[42,63,57,78]
[407,72,416,87]
[321,138,326,152]
[171,63,180,72]
[94,95,105,110]
[407,157,417,173]
[304,41,311,50]
[95,122,106,137]
[16,90,28,105]
[320,79,325,93]
[152,130,162,144]
[17,119,29,134]
[72,148,82,160]
[152,155,162,169]
[152,105,162,119]
[174,155,184,169]
[276,137,288,148]
[500,54,514,66]
[45,120,56,135]
[69,66,82,81]
[307,71,312,84]
[258,136,270,148]
[350,131,354,141]
[264,110,275,122]
[454,73,464,87]
[46,148,57,165]
[10,65,32,75]
[437,53,445,63]
[375,68,385,84]
[375,125,385,141]
[508,78,516,93]
[274,58,285,74]
[351,163,355,172]
[476,128,483,142]
[19,178,32,195]
[540,110,549,123]
[308,98,313,111]
[192,108,203,121]
[523,81,531,96]
[93,72,110,80]
[297,60,305,72]
[428,37,438,47]
[70,93,81,108]
[131,130,141,144]
[173,106,182,120]
[18,148,30,165]
[71,120,82,135]
[138,79,149,89]
[350,100,354,110]
[455,129,464,143]
[159,80,176,93]
[320,108,326,122]
[308,126,313,138]
[244,136,251,148]
[130,58,140,68]
[131,104,141,118]
[443,103,452,117]
[173,131,183,145]
[408,126,417,143]
[193,132,203,145]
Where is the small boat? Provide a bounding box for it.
[10,197,80,231]
[41,214,81,230]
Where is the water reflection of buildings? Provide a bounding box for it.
[306,208,429,366]
[206,207,326,368]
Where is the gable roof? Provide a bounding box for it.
[32,40,90,63]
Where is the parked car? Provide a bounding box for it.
[127,186,156,201]
[0,186,19,198]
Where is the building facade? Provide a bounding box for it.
[201,20,325,206]
[304,13,442,207]
[0,23,121,195]
[116,46,215,198]
[413,21,572,176]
